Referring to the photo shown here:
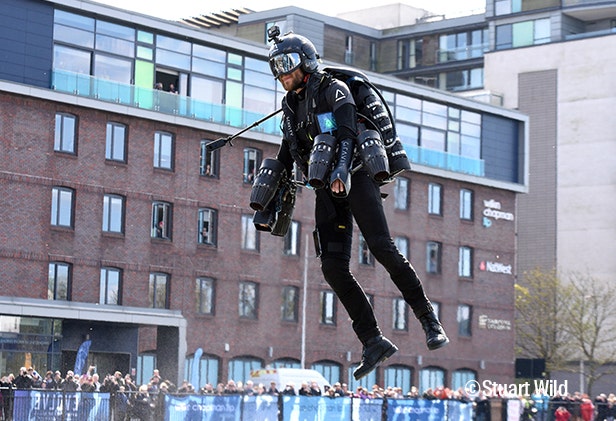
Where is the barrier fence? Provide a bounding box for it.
[0,389,526,421]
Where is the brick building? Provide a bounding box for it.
[0,0,527,392]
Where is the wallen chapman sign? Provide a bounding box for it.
[482,199,514,228]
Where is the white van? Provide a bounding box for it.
[250,368,330,392]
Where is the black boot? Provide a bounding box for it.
[419,311,449,350]
[329,138,354,198]
[353,335,398,380]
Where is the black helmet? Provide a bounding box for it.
[268,26,320,78]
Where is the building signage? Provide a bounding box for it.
[478,314,512,331]
[479,260,513,275]
[482,199,514,227]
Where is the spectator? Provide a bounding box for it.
[131,384,154,421]
[554,405,571,421]
[13,367,33,389]
[61,371,78,392]
[580,394,594,421]
[267,381,279,396]
[309,381,322,396]
[282,383,296,396]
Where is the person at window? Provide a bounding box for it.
[154,82,163,90]
[263,28,449,381]
[168,83,178,94]
[12,367,32,389]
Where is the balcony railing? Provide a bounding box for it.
[51,69,281,135]
[405,144,485,176]
[51,69,484,177]
[436,44,488,63]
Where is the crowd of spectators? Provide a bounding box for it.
[4,367,616,421]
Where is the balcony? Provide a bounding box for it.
[51,69,484,177]
[405,144,485,176]
[51,69,281,135]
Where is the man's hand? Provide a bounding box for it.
[331,179,346,195]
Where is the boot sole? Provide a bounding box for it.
[427,337,450,351]
[353,343,398,381]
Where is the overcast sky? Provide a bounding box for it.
[91,0,486,21]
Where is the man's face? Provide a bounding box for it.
[278,67,305,92]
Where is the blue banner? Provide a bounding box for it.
[242,395,278,421]
[386,398,445,421]
[353,398,384,421]
[13,390,110,421]
[165,394,241,421]
[74,339,92,375]
[447,400,473,421]
[283,395,352,421]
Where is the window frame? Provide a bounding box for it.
[239,281,259,319]
[51,186,74,228]
[394,177,409,210]
[281,286,299,322]
[320,290,336,326]
[153,131,174,170]
[198,208,217,246]
[393,297,408,331]
[428,182,443,215]
[200,140,219,177]
[243,148,261,184]
[151,201,172,239]
[458,246,473,278]
[359,234,374,266]
[105,121,127,162]
[100,267,122,305]
[102,193,125,234]
[457,304,472,337]
[460,188,474,220]
[283,221,300,256]
[149,272,170,309]
[196,277,215,315]
[48,262,72,301]
[241,214,259,251]
[54,112,77,154]
[426,241,442,274]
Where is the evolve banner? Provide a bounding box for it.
[386,398,445,420]
[282,395,352,420]
[12,390,110,421]
[165,394,241,421]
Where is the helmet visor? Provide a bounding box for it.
[269,52,302,78]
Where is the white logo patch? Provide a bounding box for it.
[334,89,347,102]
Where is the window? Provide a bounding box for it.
[394,236,409,260]
[199,140,219,177]
[348,364,375,391]
[153,131,173,170]
[419,367,445,392]
[281,286,299,322]
[394,177,409,210]
[458,304,472,336]
[149,272,169,309]
[48,262,71,300]
[384,365,413,396]
[426,242,442,274]
[452,369,476,391]
[136,353,156,386]
[271,358,301,369]
[320,291,336,325]
[243,148,261,183]
[344,35,354,65]
[311,361,341,386]
[51,187,74,228]
[241,214,259,251]
[283,221,300,256]
[460,189,473,220]
[198,208,217,246]
[393,298,408,331]
[151,202,172,239]
[54,113,77,154]
[428,183,442,215]
[196,277,215,315]
[102,194,124,233]
[239,281,258,319]
[228,357,262,385]
[496,18,551,50]
[359,234,373,266]
[459,246,473,278]
[186,354,219,391]
[105,122,126,162]
[100,267,121,305]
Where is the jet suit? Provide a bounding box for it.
[275,71,448,376]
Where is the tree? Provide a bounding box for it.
[564,272,616,395]
[515,268,572,374]
[516,269,616,395]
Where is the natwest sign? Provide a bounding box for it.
[479,261,512,275]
